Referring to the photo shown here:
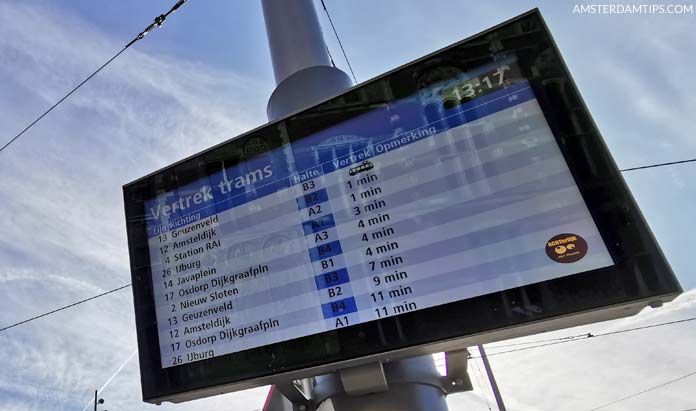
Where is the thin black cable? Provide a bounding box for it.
[620,157,696,172]
[487,332,590,349]
[595,317,696,337]
[0,284,132,333]
[586,369,696,411]
[319,0,358,84]
[473,317,696,358]
[0,0,188,155]
[0,47,127,154]
[472,336,592,358]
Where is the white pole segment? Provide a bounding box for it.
[261,0,353,120]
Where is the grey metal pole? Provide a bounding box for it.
[261,0,352,121]
[261,1,450,410]
[93,390,97,411]
[477,345,507,411]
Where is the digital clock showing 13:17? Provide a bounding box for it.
[440,61,525,109]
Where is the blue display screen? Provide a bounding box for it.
[142,61,613,368]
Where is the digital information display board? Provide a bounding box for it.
[147,69,613,368]
[124,10,680,403]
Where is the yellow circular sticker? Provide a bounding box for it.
[545,233,588,263]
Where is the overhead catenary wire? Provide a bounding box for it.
[619,157,696,172]
[0,284,132,333]
[470,317,696,359]
[585,369,696,411]
[486,332,591,349]
[319,0,358,84]
[0,0,188,155]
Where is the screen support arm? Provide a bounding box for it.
[266,352,472,411]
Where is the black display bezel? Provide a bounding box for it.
[123,9,681,403]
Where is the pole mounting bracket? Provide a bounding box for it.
[440,349,474,394]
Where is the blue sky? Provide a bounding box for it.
[0,1,694,410]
